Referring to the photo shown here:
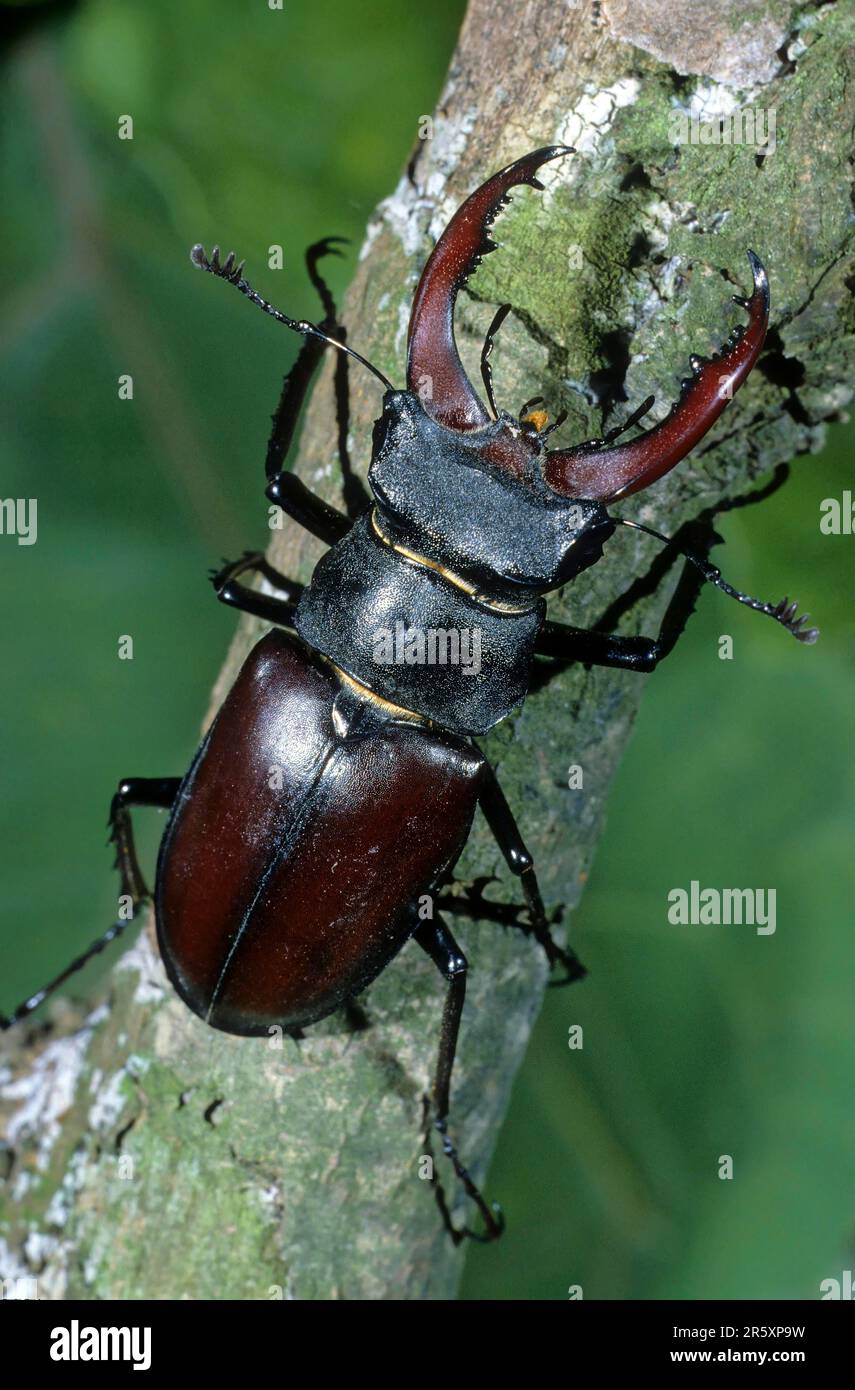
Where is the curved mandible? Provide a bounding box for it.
[406,146,574,432]
[543,252,770,502]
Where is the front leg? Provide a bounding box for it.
[537,543,711,672]
[265,471,351,548]
[544,464,817,672]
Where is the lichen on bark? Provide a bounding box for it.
[2,0,853,1301]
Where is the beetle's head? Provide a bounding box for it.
[402,146,770,523]
[192,147,769,576]
[368,386,616,597]
[193,150,815,641]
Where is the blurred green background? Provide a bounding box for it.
[1,0,852,1301]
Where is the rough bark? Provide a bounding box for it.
[1,0,852,1301]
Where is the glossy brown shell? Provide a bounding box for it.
[154,630,484,1033]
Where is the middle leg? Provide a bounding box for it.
[210,551,303,627]
[478,764,586,985]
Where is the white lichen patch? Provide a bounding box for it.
[257,1182,282,1212]
[643,196,678,253]
[421,103,480,210]
[360,97,479,266]
[115,929,167,1006]
[2,1028,92,1171]
[0,1235,35,1286]
[125,1052,150,1079]
[36,1260,69,1302]
[550,78,642,183]
[10,1169,31,1203]
[37,1147,88,1254]
[394,298,411,361]
[87,1067,130,1133]
[23,1229,58,1269]
[670,78,758,122]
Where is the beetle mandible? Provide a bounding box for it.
[2,147,818,1243]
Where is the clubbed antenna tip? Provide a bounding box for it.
[189,242,394,391]
[616,518,820,645]
[769,596,820,644]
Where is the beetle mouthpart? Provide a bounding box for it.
[480,302,513,417]
[406,145,574,433]
[543,251,770,501]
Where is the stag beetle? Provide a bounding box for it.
[2,147,817,1243]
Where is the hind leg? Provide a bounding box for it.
[415,913,504,1244]
[1,778,179,1030]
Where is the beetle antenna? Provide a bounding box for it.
[615,517,820,644]
[190,243,396,392]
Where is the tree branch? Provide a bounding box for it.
[2,0,852,1301]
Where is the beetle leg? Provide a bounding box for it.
[536,463,817,667]
[537,620,660,670]
[265,471,351,548]
[591,463,792,639]
[210,551,303,627]
[478,766,586,986]
[0,779,179,1030]
[415,915,504,1244]
[110,777,180,902]
[536,536,713,670]
[536,492,739,670]
[266,238,369,518]
[540,563,817,667]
